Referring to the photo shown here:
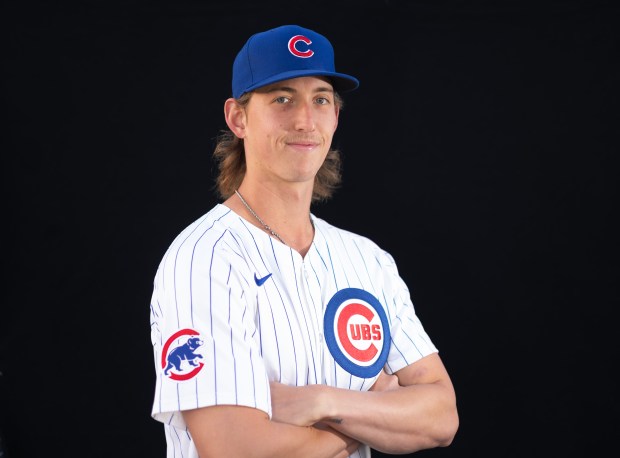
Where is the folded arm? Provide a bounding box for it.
[270,352,459,454]
[182,404,360,458]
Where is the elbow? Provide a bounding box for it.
[385,405,460,454]
[432,382,459,448]
[435,405,459,447]
[417,399,459,450]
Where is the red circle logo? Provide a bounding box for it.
[161,328,205,381]
[324,288,390,378]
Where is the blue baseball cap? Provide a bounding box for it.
[232,25,360,99]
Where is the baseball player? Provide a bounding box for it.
[150,24,458,458]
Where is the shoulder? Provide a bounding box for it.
[156,204,253,268]
[165,204,235,249]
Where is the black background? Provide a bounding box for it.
[2,1,618,457]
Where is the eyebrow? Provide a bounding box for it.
[262,84,334,95]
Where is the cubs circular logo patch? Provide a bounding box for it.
[324,288,390,378]
[161,328,205,381]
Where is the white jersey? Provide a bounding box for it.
[150,204,438,458]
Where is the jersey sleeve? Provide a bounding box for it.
[149,227,271,430]
[378,249,439,375]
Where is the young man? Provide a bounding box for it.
[150,24,459,458]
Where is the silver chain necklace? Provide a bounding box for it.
[235,189,287,245]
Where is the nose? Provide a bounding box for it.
[292,101,315,132]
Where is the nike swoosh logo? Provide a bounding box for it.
[254,273,272,286]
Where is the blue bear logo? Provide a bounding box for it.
[164,336,204,375]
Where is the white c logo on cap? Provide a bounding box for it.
[288,35,314,58]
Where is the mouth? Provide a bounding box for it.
[285,138,322,150]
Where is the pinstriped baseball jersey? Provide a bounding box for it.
[150,203,438,458]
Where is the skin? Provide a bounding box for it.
[182,76,459,457]
[183,405,360,458]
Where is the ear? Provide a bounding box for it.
[224,98,247,138]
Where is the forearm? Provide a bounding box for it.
[183,405,359,458]
[270,355,459,454]
[321,381,458,453]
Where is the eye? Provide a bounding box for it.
[274,96,291,104]
[315,97,330,105]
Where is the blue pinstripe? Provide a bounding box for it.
[150,204,438,458]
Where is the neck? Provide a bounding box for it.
[227,186,315,256]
